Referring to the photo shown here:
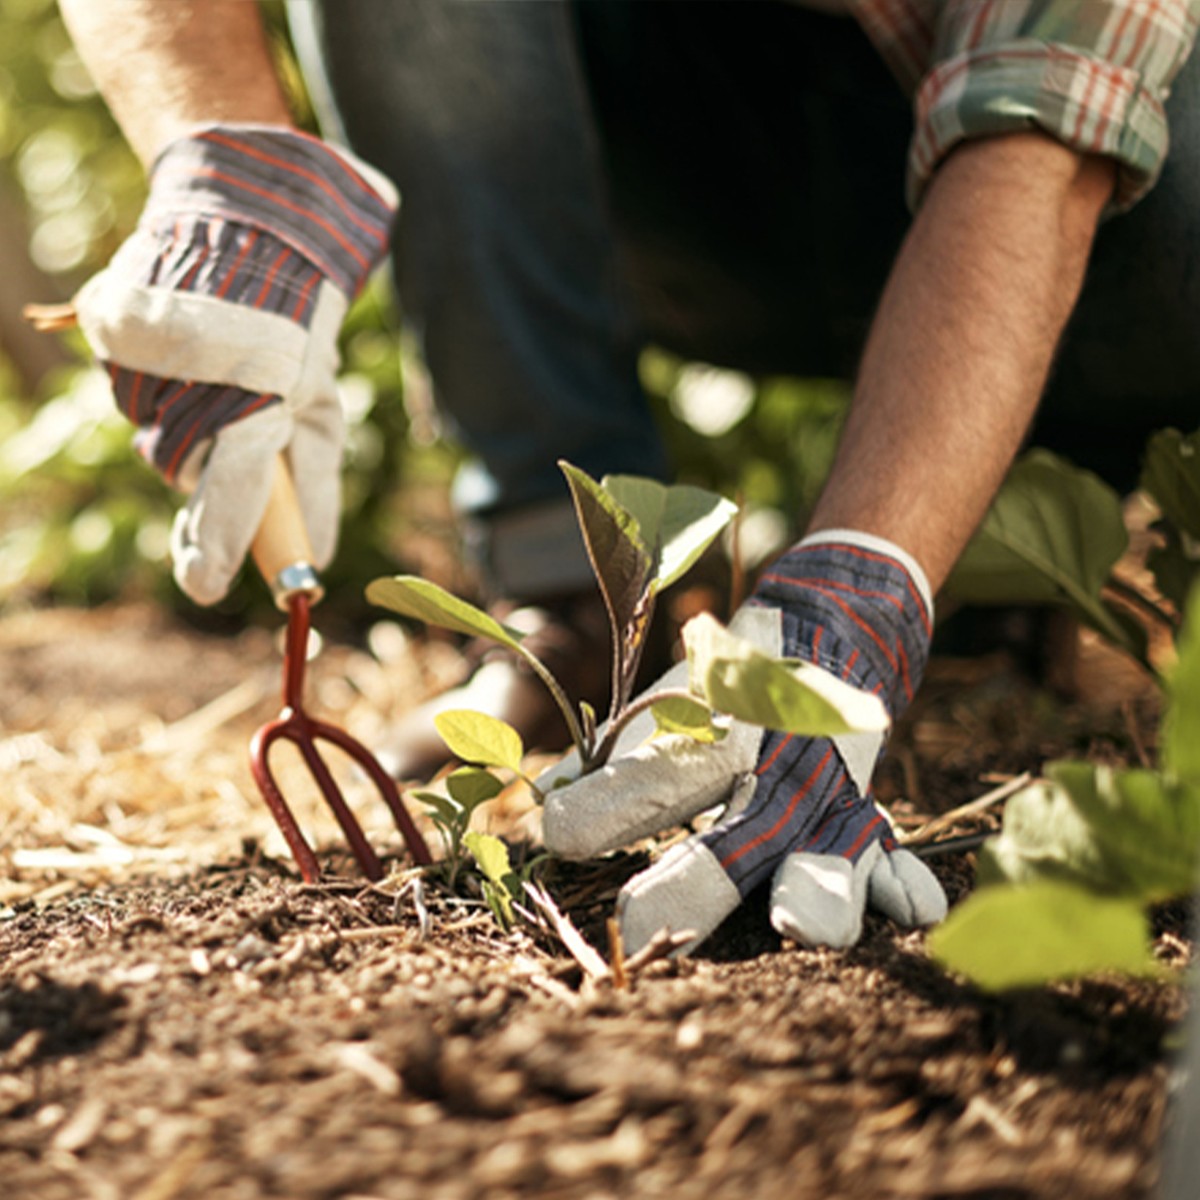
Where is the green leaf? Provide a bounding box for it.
[929,880,1157,991]
[1141,427,1200,540]
[556,458,652,681]
[445,766,506,812]
[603,474,737,592]
[650,694,726,743]
[980,761,1200,902]
[682,613,888,737]
[433,711,525,772]
[463,831,513,886]
[411,791,463,826]
[463,832,517,927]
[365,576,525,650]
[1146,523,1200,611]
[1163,586,1200,785]
[945,450,1134,652]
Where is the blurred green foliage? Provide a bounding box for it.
[0,0,842,626]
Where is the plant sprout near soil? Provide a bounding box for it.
[366,461,887,920]
[366,461,886,784]
[369,437,1200,992]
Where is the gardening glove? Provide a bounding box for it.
[541,530,948,955]
[74,125,397,604]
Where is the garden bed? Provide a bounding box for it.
[0,601,1187,1199]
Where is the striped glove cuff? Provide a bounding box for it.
[141,125,397,298]
[749,530,933,720]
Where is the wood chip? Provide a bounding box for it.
[52,1096,108,1154]
[332,1042,402,1096]
[522,882,609,980]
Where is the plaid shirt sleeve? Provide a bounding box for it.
[851,0,1200,212]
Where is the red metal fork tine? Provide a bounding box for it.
[249,592,432,882]
[247,459,431,882]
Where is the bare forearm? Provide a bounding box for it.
[809,133,1114,591]
[58,0,293,167]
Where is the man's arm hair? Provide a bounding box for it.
[58,0,295,167]
[807,133,1114,590]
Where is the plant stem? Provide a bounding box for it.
[514,644,593,767]
[590,686,703,768]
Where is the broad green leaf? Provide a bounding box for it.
[980,761,1200,901]
[1163,586,1200,785]
[1141,428,1200,539]
[946,450,1134,652]
[604,474,737,592]
[434,710,525,772]
[445,766,506,812]
[650,694,726,743]
[366,576,525,650]
[929,880,1157,991]
[463,831,513,886]
[682,613,888,737]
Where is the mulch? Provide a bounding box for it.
[0,601,1190,1199]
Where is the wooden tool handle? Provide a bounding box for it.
[23,302,322,609]
[251,455,325,609]
[23,302,79,332]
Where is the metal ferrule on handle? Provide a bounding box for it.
[268,562,325,610]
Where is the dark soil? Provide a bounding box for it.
[0,601,1190,1199]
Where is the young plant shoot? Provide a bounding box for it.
[366,463,889,786]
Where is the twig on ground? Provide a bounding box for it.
[623,927,696,973]
[911,830,993,859]
[337,924,411,942]
[900,771,1033,847]
[522,882,609,980]
[607,918,628,991]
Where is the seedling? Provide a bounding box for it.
[366,462,888,784]
[930,582,1200,990]
[946,430,1200,672]
[462,830,537,930]
[410,763,504,890]
[926,431,1200,989]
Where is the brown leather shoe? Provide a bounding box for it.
[378,592,615,783]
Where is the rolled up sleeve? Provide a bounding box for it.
[854,0,1200,212]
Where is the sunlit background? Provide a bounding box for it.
[0,0,848,624]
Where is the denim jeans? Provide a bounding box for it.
[288,0,1200,596]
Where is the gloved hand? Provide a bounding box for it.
[542,530,948,955]
[75,124,397,603]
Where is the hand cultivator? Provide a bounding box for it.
[25,302,431,881]
[248,459,431,881]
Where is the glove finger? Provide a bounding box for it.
[541,718,761,859]
[617,837,742,957]
[288,392,344,571]
[171,407,292,605]
[769,838,883,949]
[867,846,948,928]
